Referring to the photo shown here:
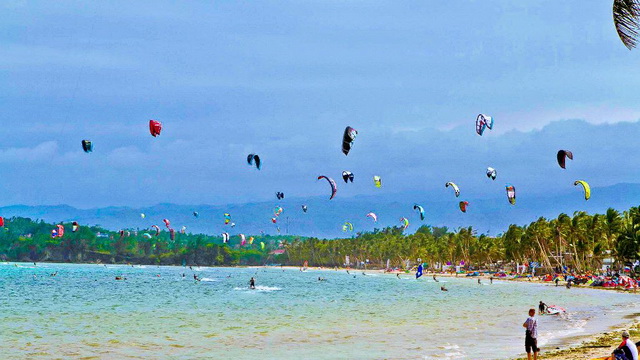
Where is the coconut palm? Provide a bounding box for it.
[614,0,640,49]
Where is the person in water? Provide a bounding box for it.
[523,308,540,360]
[478,278,481,285]
[612,330,638,360]
[193,274,199,281]
[433,274,439,282]
[555,277,560,287]
[440,286,448,291]
[489,276,493,284]
[249,277,256,289]
[538,301,547,315]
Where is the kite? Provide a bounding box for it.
[317,175,337,200]
[149,120,162,137]
[373,176,382,188]
[574,180,591,200]
[446,182,460,197]
[274,206,283,217]
[342,126,358,155]
[400,217,409,230]
[366,212,378,223]
[505,184,516,205]
[476,114,494,136]
[486,167,497,180]
[413,204,425,220]
[557,150,573,169]
[247,154,261,170]
[342,171,354,183]
[81,140,93,153]
[342,222,354,232]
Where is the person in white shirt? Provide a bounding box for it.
[612,330,638,360]
[522,308,539,360]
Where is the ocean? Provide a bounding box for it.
[1,263,638,359]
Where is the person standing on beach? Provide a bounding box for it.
[523,308,539,360]
[612,330,638,360]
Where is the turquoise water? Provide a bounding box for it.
[1,263,638,360]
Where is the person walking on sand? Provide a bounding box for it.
[523,308,540,360]
[612,330,638,360]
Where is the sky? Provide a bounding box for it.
[1,0,640,208]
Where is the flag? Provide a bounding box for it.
[416,263,423,279]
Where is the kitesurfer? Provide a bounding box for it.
[538,301,547,315]
[441,286,448,291]
[397,273,400,279]
[478,278,481,285]
[555,277,560,287]
[249,277,256,289]
[193,274,199,281]
[433,274,439,282]
[489,276,493,284]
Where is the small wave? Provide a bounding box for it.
[200,278,218,282]
[234,286,282,292]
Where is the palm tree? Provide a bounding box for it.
[614,0,640,49]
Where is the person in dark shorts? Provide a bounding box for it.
[523,308,539,360]
[538,301,547,315]
[249,277,256,289]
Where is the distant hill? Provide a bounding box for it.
[2,182,640,238]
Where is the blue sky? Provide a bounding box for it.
[1,1,639,208]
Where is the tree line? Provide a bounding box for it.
[2,206,639,272]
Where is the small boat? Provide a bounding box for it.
[546,305,566,315]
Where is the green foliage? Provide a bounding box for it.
[2,206,640,271]
[285,207,640,271]
[0,217,299,266]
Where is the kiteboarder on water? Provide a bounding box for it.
[249,277,256,289]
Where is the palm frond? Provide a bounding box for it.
[613,0,640,49]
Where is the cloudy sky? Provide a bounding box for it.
[1,0,639,208]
